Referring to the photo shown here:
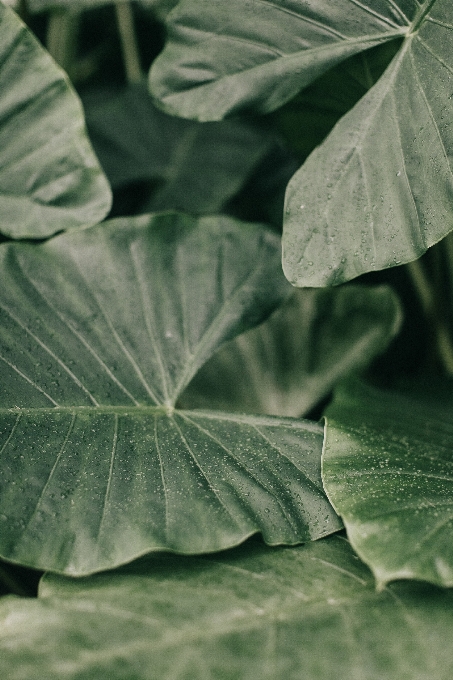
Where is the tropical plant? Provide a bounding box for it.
[1,1,453,677]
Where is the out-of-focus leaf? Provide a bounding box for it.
[179,285,402,418]
[28,0,178,17]
[81,83,274,214]
[0,3,111,238]
[2,535,453,679]
[323,378,453,588]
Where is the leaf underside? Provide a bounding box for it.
[323,378,453,588]
[0,4,111,238]
[2,535,453,679]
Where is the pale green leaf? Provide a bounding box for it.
[2,535,453,679]
[179,285,402,418]
[149,0,409,121]
[0,213,341,574]
[0,3,111,238]
[323,378,453,588]
[283,0,453,285]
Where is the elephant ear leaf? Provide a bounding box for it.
[323,378,453,588]
[150,1,453,288]
[283,0,453,285]
[0,213,341,576]
[149,0,409,120]
[0,3,111,239]
[2,536,453,679]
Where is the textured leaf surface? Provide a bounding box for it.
[323,378,453,588]
[180,285,402,417]
[0,213,288,409]
[0,408,339,574]
[0,4,111,238]
[283,0,453,285]
[0,214,341,574]
[82,84,273,214]
[149,0,408,120]
[2,535,453,679]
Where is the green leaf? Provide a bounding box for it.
[28,0,178,14]
[149,0,408,121]
[269,39,402,160]
[0,4,111,239]
[283,0,453,285]
[323,378,453,588]
[179,285,402,418]
[2,535,453,679]
[0,213,341,574]
[0,408,340,574]
[82,83,274,214]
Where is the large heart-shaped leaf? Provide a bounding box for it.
[0,213,342,574]
[2,535,453,679]
[81,83,274,214]
[149,1,453,288]
[0,3,111,239]
[323,378,453,588]
[149,0,409,120]
[283,0,453,285]
[179,285,402,418]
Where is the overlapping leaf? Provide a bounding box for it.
[283,0,453,285]
[0,213,343,575]
[149,0,409,120]
[2,535,453,679]
[323,378,453,588]
[81,83,274,214]
[180,285,402,418]
[149,1,453,287]
[0,3,111,238]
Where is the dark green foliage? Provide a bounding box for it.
[1,1,453,677]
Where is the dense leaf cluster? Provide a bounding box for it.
[1,1,453,677]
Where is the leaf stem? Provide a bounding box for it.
[410,0,437,33]
[114,1,142,84]
[407,258,453,376]
[46,8,80,77]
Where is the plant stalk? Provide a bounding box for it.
[46,9,80,77]
[114,1,142,84]
[407,258,453,376]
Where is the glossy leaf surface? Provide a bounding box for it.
[323,378,453,588]
[180,285,402,418]
[283,0,453,285]
[0,213,342,574]
[0,4,111,238]
[149,0,408,120]
[2,535,453,679]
